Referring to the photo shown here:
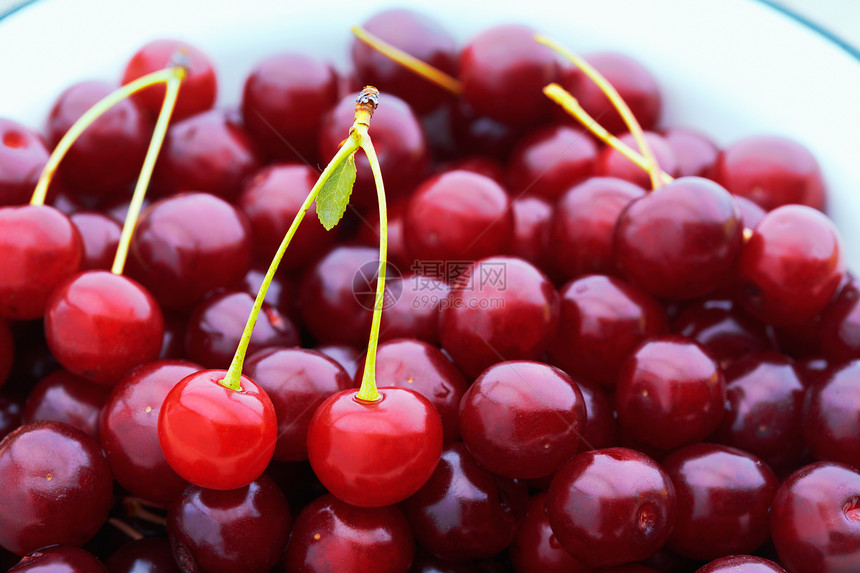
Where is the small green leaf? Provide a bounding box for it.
[316,151,358,231]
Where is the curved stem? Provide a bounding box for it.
[30,67,182,207]
[356,133,387,403]
[111,69,185,275]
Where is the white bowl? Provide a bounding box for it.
[2,0,860,266]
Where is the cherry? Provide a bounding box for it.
[0,118,49,206]
[284,493,415,573]
[803,360,860,469]
[0,205,83,320]
[509,492,591,573]
[510,196,553,271]
[460,360,587,479]
[548,274,668,389]
[245,347,352,461]
[358,198,412,270]
[8,546,108,572]
[663,128,719,178]
[235,265,300,323]
[158,369,277,490]
[448,97,524,159]
[737,204,844,325]
[714,135,826,211]
[615,176,743,300]
[459,24,560,127]
[506,125,598,200]
[242,52,338,161]
[70,211,122,270]
[403,170,513,263]
[105,537,181,573]
[595,132,679,188]
[317,344,363,380]
[405,443,529,561]
[575,377,618,452]
[46,80,150,197]
[695,555,787,573]
[819,278,860,362]
[122,39,216,121]
[0,421,113,555]
[167,474,291,573]
[770,462,860,572]
[22,369,110,439]
[151,110,263,201]
[439,257,559,378]
[378,274,449,344]
[99,359,200,505]
[549,176,644,279]
[44,271,164,385]
[307,386,442,507]
[662,443,778,560]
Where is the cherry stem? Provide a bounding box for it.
[29,66,186,207]
[536,35,667,189]
[108,517,144,541]
[543,83,675,184]
[351,25,464,95]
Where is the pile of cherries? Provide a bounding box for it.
[0,7,858,573]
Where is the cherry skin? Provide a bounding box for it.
[99,359,200,505]
[662,443,778,560]
[44,271,164,385]
[547,448,676,568]
[714,135,826,211]
[510,196,553,271]
[316,344,362,379]
[0,205,83,320]
[22,369,110,439]
[818,277,860,363]
[405,443,529,561]
[575,378,618,452]
[167,474,291,573]
[803,360,860,469]
[737,204,845,325]
[284,493,415,573]
[459,360,586,479]
[509,492,591,573]
[595,132,679,188]
[614,176,743,300]
[439,257,559,379]
[242,52,338,161]
[548,274,668,389]
[235,264,300,323]
[8,546,108,572]
[663,127,719,178]
[122,38,217,121]
[0,118,49,206]
[69,211,121,271]
[770,462,860,573]
[158,369,277,490]
[307,387,442,507]
[377,274,450,345]
[0,421,114,555]
[105,537,181,573]
[245,347,352,461]
[695,556,787,573]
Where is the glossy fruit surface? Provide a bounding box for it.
[105,537,181,573]
[803,360,860,468]
[22,368,109,439]
[509,492,590,573]
[70,211,121,271]
[695,555,787,573]
[8,546,108,572]
[0,118,48,206]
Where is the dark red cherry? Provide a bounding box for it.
[245,347,352,461]
[547,448,676,568]
[99,360,200,505]
[695,555,787,573]
[69,211,121,271]
[152,110,262,201]
[105,537,181,573]
[242,52,338,161]
[550,176,644,279]
[0,205,83,320]
[510,196,553,271]
[506,125,597,200]
[448,97,524,159]
[0,118,49,206]
[167,474,291,573]
[770,462,860,573]
[803,360,860,469]
[663,443,778,560]
[575,378,618,452]
[558,52,661,134]
[184,290,298,370]
[22,369,109,439]
[509,492,591,573]
[0,421,113,555]
[358,198,412,270]
[616,335,725,450]
[737,204,844,325]
[378,274,449,345]
[614,176,743,300]
[284,493,414,573]
[819,278,860,363]
[595,132,679,188]
[307,387,443,507]
[440,257,559,379]
[548,274,668,389]
[459,24,560,127]
[122,39,217,121]
[662,128,719,178]
[352,9,457,114]
[234,265,299,323]
[406,443,529,561]
[317,344,363,380]
[796,355,832,388]
[44,271,164,385]
[8,546,108,572]
[714,135,826,211]
[403,170,513,264]
[129,192,253,310]
[47,80,150,196]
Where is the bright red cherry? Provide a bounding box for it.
[509,492,591,573]
[44,271,164,385]
[0,118,49,206]
[69,211,121,271]
[307,387,443,507]
[158,369,277,490]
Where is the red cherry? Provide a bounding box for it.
[22,369,109,439]
[803,360,860,469]
[307,387,443,507]
[0,118,49,207]
[157,369,277,490]
[663,128,719,178]
[596,132,679,188]
[69,211,121,271]
[509,492,591,573]
[695,555,787,573]
[7,546,108,572]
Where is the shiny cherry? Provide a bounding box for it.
[819,278,860,362]
[803,360,860,469]
[8,546,108,572]
[509,492,591,573]
[70,211,121,270]
[0,118,49,206]
[22,369,109,439]
[595,132,679,188]
[317,344,363,380]
[509,196,553,271]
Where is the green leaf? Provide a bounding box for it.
[316,151,357,231]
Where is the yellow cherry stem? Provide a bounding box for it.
[535,35,667,189]
[351,25,463,95]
